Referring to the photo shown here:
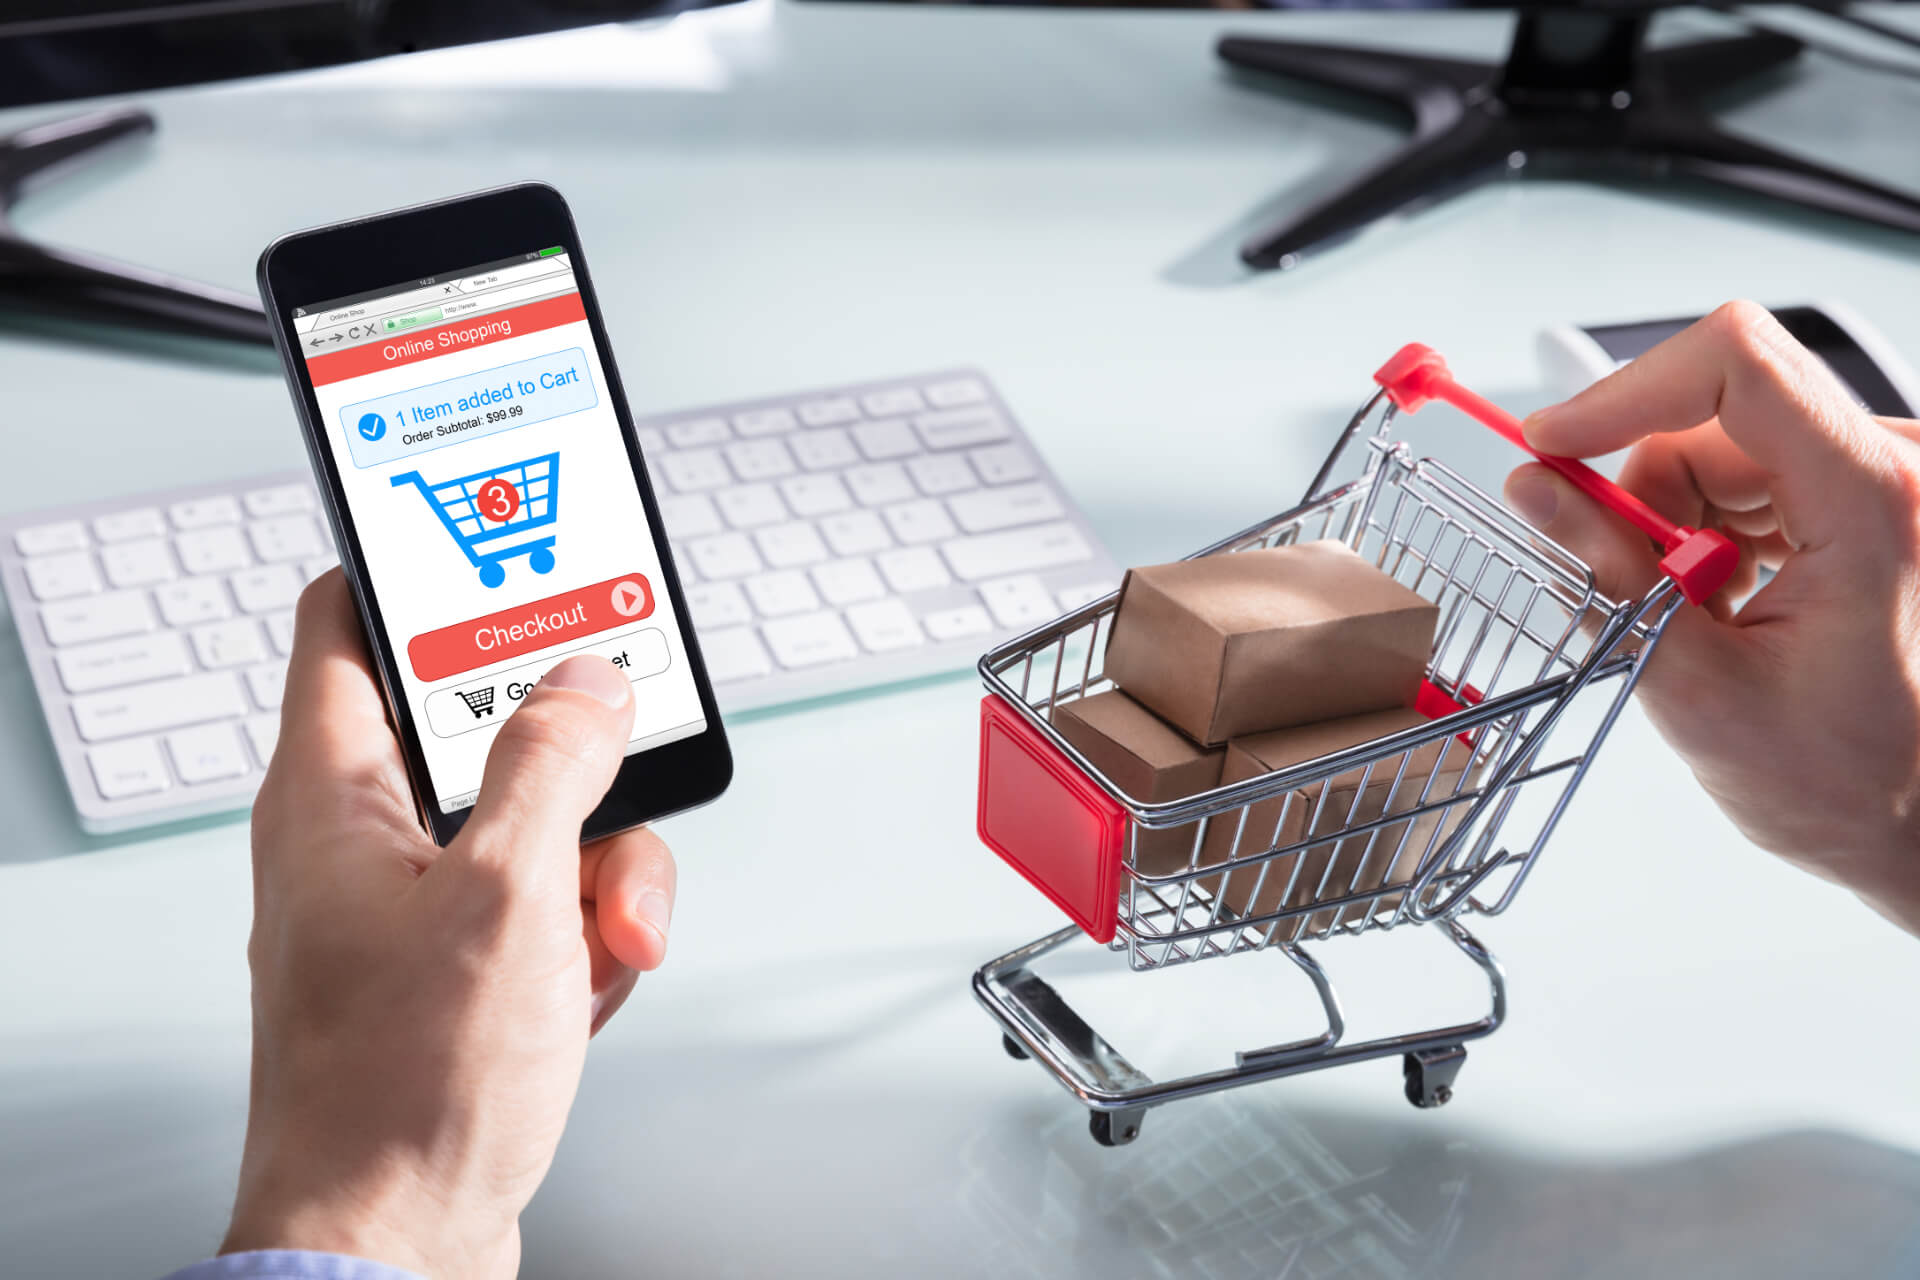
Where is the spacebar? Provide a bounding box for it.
[71,672,248,742]
[940,521,1091,581]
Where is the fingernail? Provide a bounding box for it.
[539,655,631,708]
[1507,472,1559,527]
[634,889,673,947]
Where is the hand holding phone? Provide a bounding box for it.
[223,570,674,1274]
[258,184,730,843]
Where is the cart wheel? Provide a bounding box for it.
[1403,1045,1468,1109]
[479,562,506,589]
[1001,1034,1029,1061]
[530,548,555,574]
[1089,1110,1142,1148]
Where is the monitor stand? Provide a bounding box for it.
[1218,11,1920,270]
[1,106,270,343]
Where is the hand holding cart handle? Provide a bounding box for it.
[1373,344,1739,606]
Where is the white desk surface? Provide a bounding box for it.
[3,3,1919,1276]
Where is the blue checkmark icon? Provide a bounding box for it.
[359,412,386,442]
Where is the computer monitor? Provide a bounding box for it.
[1216,2,1920,269]
[0,1,729,345]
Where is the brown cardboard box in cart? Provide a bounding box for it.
[1208,706,1482,935]
[1052,690,1224,878]
[1101,540,1438,747]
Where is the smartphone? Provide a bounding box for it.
[1538,301,1920,418]
[258,183,731,846]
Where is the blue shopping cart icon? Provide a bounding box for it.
[391,452,560,588]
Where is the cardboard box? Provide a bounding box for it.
[1051,689,1224,876]
[1101,540,1439,747]
[1203,707,1480,935]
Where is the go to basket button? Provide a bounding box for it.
[408,572,655,681]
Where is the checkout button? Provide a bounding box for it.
[423,625,671,739]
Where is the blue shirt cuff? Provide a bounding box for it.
[162,1251,427,1280]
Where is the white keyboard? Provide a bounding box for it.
[0,369,1119,833]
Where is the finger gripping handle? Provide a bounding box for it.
[1372,344,1737,607]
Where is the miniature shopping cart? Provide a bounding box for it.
[973,344,1736,1147]
[391,452,560,588]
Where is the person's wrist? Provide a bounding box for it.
[222,1150,515,1279]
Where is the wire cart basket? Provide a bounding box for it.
[972,345,1736,1147]
[391,451,560,588]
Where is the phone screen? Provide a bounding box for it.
[291,247,706,814]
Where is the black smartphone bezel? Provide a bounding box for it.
[257,182,731,846]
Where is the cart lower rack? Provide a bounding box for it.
[971,345,1733,1146]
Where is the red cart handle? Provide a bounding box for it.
[1373,344,1738,606]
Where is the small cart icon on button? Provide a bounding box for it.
[610,577,653,619]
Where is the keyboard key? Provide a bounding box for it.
[249,514,324,562]
[820,510,893,556]
[908,454,977,496]
[914,407,1010,450]
[25,551,99,600]
[1055,581,1117,611]
[54,632,192,694]
[169,496,242,528]
[686,533,763,580]
[42,590,154,646]
[231,564,303,614]
[93,507,166,542]
[846,598,924,652]
[844,463,914,506]
[779,474,852,517]
[301,556,337,582]
[635,427,667,453]
[862,387,925,416]
[726,439,797,481]
[700,626,774,682]
[88,736,171,799]
[190,618,268,669]
[266,610,297,656]
[100,537,176,588]
[979,574,1059,629]
[659,494,723,539]
[881,499,957,545]
[685,582,751,629]
[876,546,951,594]
[176,526,251,575]
[948,483,1065,534]
[753,522,829,569]
[941,521,1092,581]
[734,407,798,437]
[715,484,788,530]
[71,671,247,742]
[923,604,993,640]
[671,542,696,583]
[665,416,731,447]
[745,570,820,617]
[797,396,860,426]
[166,722,250,784]
[243,485,315,517]
[970,444,1038,484]
[763,610,859,668]
[244,713,280,766]
[660,448,731,492]
[156,577,232,626]
[791,428,859,471]
[853,419,919,461]
[15,520,88,556]
[811,558,886,607]
[245,661,288,710]
[924,377,988,407]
